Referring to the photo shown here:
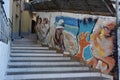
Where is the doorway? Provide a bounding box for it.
[31,20,36,33]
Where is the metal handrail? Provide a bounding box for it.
[0,30,8,38]
[0,1,11,44]
[8,18,13,40]
[0,31,8,43]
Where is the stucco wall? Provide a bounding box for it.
[12,1,20,38]
[21,11,32,35]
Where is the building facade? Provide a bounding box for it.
[10,0,33,39]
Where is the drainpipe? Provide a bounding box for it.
[116,0,120,80]
[19,0,22,37]
[116,0,119,25]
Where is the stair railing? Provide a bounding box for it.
[0,0,11,44]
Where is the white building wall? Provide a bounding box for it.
[0,42,10,80]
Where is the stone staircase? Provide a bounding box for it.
[5,35,113,80]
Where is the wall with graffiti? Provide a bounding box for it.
[36,12,117,79]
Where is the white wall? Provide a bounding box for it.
[0,41,10,80]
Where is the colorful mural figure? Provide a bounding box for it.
[55,17,79,54]
[75,18,116,74]
[88,20,116,74]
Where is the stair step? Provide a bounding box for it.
[12,43,37,45]
[12,42,36,43]
[12,42,37,45]
[8,65,86,68]
[11,52,58,54]
[9,57,71,61]
[12,44,42,47]
[10,59,71,62]
[8,62,81,66]
[5,77,109,80]
[11,50,56,53]
[10,53,63,57]
[13,40,36,42]
[11,47,49,50]
[14,38,36,41]
[7,67,89,75]
[5,72,112,80]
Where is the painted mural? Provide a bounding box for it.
[36,13,117,80]
[36,17,50,45]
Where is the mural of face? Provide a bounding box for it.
[38,18,42,24]
[100,22,115,38]
[58,28,64,34]
[43,18,48,24]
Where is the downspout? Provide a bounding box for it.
[19,0,22,37]
[116,0,119,25]
[0,1,1,40]
[116,0,120,80]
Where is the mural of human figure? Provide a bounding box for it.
[36,17,50,45]
[88,21,116,74]
[36,17,43,44]
[54,19,65,50]
[41,18,50,45]
[75,18,116,74]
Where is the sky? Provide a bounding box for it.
[3,0,10,18]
